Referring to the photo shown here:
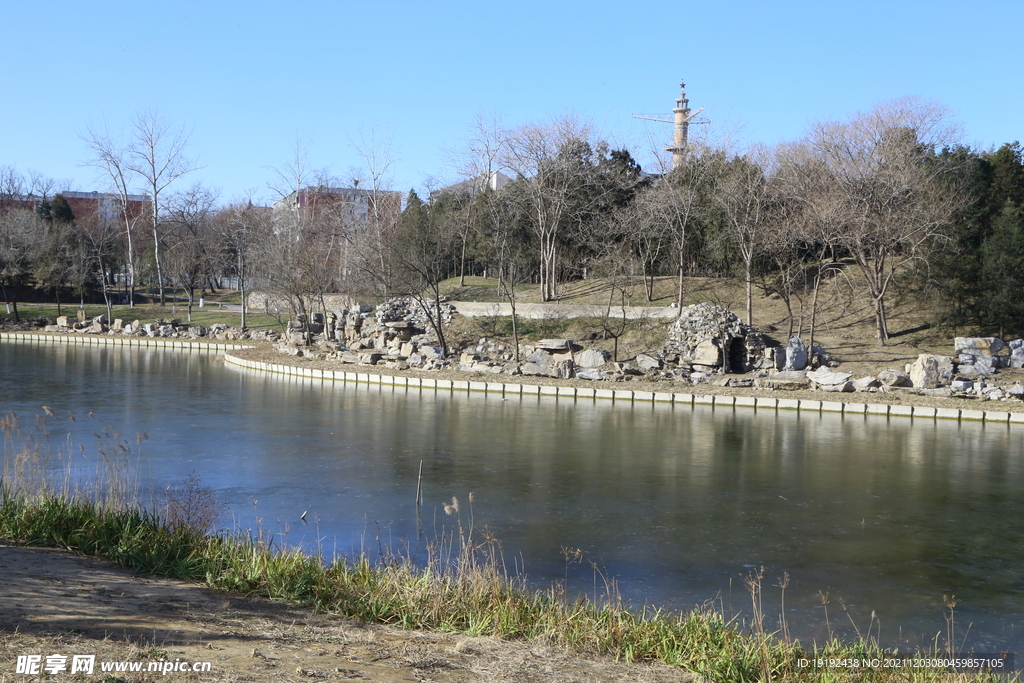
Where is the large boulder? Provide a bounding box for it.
[785,337,807,371]
[537,338,572,351]
[635,353,663,372]
[954,337,1005,357]
[909,354,941,389]
[808,367,852,388]
[576,348,610,368]
[576,368,605,381]
[692,339,721,366]
[878,369,912,387]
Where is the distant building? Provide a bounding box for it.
[61,191,150,224]
[0,190,149,223]
[429,171,512,202]
[273,186,402,230]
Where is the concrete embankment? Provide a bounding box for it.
[0,331,251,353]
[221,349,1024,426]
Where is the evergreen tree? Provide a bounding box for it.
[50,194,75,224]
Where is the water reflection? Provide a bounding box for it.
[1,340,1021,650]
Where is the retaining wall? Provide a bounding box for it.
[0,331,251,354]
[221,352,1024,427]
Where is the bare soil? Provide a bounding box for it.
[0,544,693,683]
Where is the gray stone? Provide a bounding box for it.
[77,309,87,323]
[878,369,912,387]
[950,379,974,391]
[56,316,68,328]
[525,349,553,366]
[1008,384,1024,397]
[519,362,551,376]
[420,346,444,359]
[726,377,754,388]
[954,337,1005,357]
[576,348,610,368]
[635,353,663,372]
[613,361,643,376]
[575,368,605,381]
[552,360,576,379]
[785,336,807,371]
[909,354,941,389]
[537,338,572,351]
[808,367,852,386]
[767,347,785,371]
[958,364,993,378]
[773,370,808,379]
[759,378,811,391]
[692,339,721,366]
[818,380,854,392]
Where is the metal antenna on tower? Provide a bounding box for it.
[633,80,709,170]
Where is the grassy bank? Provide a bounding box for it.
[0,413,1013,682]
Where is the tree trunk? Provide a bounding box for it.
[808,272,821,353]
[676,263,685,312]
[874,294,888,345]
[745,261,754,326]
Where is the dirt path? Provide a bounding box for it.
[0,544,694,683]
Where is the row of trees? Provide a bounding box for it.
[387,99,992,347]
[3,98,1024,348]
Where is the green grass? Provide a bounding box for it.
[2,411,1013,683]
[7,302,283,331]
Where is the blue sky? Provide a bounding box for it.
[2,1,1021,204]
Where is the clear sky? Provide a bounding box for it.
[2,0,1021,205]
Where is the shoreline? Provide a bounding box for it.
[5,330,1024,425]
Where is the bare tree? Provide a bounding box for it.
[658,146,727,308]
[807,98,967,344]
[216,200,267,330]
[165,183,218,321]
[500,117,596,302]
[482,187,529,360]
[715,147,773,326]
[82,125,146,307]
[125,111,199,306]
[0,208,40,321]
[352,128,399,290]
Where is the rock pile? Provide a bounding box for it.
[664,303,767,373]
[6,314,275,342]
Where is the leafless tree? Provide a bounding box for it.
[125,111,199,306]
[806,98,967,344]
[82,125,146,307]
[500,116,596,302]
[0,208,40,321]
[715,146,773,326]
[215,200,269,330]
[164,183,218,321]
[352,128,399,290]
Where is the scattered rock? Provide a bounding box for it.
[878,369,912,387]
